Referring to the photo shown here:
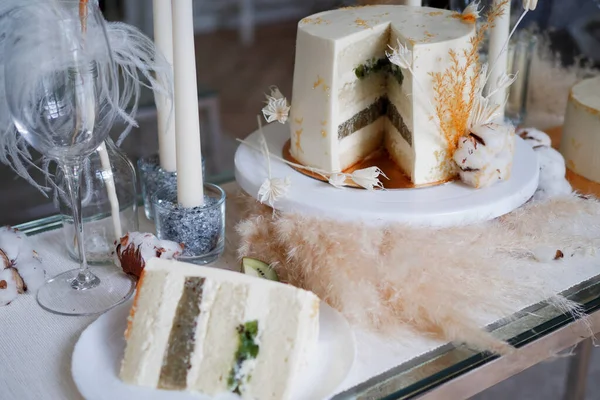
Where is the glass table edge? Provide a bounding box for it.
[333,275,600,400]
[14,175,600,400]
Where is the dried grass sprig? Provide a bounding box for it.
[431,0,519,154]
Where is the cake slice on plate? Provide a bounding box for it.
[120,258,320,400]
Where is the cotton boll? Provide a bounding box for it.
[0,226,30,263]
[533,179,572,202]
[115,232,183,278]
[0,268,19,306]
[454,124,515,189]
[536,146,567,181]
[472,123,513,154]
[15,255,45,292]
[517,128,552,148]
[453,136,493,171]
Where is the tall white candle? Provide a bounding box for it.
[487,0,511,120]
[402,0,422,5]
[153,0,177,172]
[97,142,122,239]
[172,0,204,208]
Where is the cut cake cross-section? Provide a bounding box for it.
[290,5,475,185]
[120,258,320,400]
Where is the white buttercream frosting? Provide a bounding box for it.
[290,5,475,184]
[560,76,600,184]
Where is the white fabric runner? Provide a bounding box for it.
[1,182,599,400]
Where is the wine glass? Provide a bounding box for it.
[3,0,135,315]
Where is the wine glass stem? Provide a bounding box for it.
[62,162,100,290]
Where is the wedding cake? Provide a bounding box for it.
[120,258,320,400]
[289,5,476,185]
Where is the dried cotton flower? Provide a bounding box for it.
[258,177,291,207]
[523,0,538,11]
[262,97,290,124]
[268,85,284,100]
[262,86,290,124]
[461,1,481,23]
[328,173,347,189]
[386,39,413,70]
[351,167,387,190]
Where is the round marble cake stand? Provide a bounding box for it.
[234,122,540,227]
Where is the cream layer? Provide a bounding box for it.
[337,73,386,123]
[339,118,385,171]
[189,282,248,394]
[185,279,220,389]
[246,288,320,400]
[120,271,185,387]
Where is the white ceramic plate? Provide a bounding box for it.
[235,122,540,227]
[72,298,356,400]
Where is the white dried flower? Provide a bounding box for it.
[489,72,519,98]
[258,177,291,207]
[268,85,284,100]
[386,39,413,70]
[262,97,290,124]
[350,167,387,190]
[523,0,538,11]
[328,173,347,189]
[462,1,481,21]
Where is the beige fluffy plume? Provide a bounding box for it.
[236,192,600,354]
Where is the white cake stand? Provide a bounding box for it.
[234,122,539,227]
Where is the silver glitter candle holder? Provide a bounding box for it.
[152,183,226,265]
[138,154,205,220]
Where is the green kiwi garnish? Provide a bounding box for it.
[242,257,279,282]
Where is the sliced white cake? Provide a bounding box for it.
[560,76,600,183]
[290,5,475,185]
[120,258,320,400]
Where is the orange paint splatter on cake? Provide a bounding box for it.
[301,16,329,25]
[313,76,324,89]
[428,11,444,16]
[321,120,327,126]
[321,129,327,138]
[295,129,304,153]
[567,160,576,170]
[294,117,304,125]
[354,18,370,28]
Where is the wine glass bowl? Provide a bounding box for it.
[4,3,117,162]
[3,0,134,315]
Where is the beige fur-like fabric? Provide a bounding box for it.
[236,193,600,354]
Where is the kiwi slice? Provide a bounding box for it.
[242,257,279,282]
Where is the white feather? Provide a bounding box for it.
[0,0,173,192]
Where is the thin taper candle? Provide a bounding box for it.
[97,142,122,239]
[487,0,511,120]
[153,0,177,172]
[404,0,422,5]
[172,0,204,208]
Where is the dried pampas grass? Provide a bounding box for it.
[237,193,600,354]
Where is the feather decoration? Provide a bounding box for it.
[0,0,173,192]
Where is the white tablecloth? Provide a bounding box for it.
[2,182,600,400]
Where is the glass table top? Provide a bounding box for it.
[14,173,600,400]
